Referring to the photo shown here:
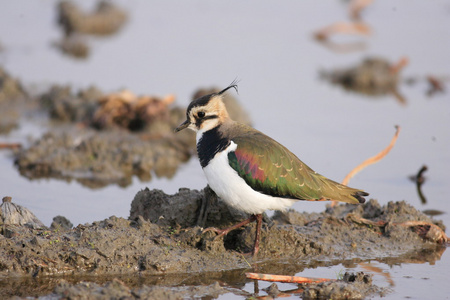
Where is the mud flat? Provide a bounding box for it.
[0,188,446,299]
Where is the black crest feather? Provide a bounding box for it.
[218,79,239,95]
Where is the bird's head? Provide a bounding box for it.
[175,83,238,133]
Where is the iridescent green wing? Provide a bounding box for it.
[228,131,366,204]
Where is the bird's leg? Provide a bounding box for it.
[203,214,257,237]
[252,214,263,256]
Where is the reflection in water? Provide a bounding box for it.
[409,165,428,204]
[360,262,395,286]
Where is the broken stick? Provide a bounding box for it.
[245,272,336,284]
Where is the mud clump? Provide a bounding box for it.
[302,272,381,299]
[58,1,127,36]
[39,85,103,123]
[321,57,408,104]
[322,57,402,94]
[14,128,192,188]
[130,186,249,229]
[55,1,128,59]
[0,66,27,104]
[130,188,204,228]
[0,66,28,134]
[50,215,73,231]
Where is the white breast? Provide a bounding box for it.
[202,141,296,214]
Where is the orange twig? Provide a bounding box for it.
[0,143,22,150]
[245,272,336,284]
[342,126,400,186]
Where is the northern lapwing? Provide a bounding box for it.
[175,83,368,255]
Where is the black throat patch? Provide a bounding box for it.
[197,126,230,168]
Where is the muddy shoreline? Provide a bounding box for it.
[0,187,446,298]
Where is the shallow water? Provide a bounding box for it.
[0,1,449,299]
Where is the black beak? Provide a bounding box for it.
[174,119,190,132]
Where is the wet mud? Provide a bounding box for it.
[0,188,446,299]
[14,127,193,188]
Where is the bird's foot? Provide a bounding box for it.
[202,215,257,238]
[202,226,231,238]
[202,215,261,256]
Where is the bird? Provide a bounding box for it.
[174,83,368,256]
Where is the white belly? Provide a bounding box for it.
[202,141,296,214]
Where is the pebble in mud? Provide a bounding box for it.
[50,215,73,231]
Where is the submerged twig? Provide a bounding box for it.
[245,272,336,284]
[342,125,400,186]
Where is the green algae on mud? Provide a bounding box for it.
[0,187,447,298]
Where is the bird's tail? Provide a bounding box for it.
[352,190,368,204]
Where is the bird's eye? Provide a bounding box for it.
[197,111,205,118]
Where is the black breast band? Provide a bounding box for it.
[197,127,231,168]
